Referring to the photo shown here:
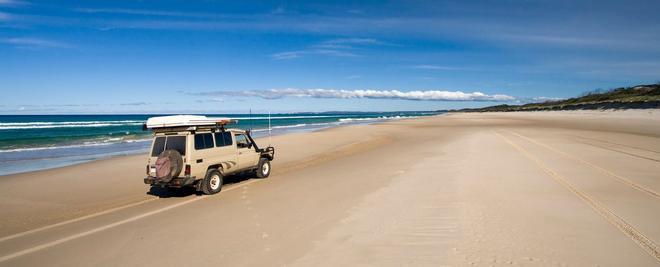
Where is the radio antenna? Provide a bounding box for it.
[249,108,252,131]
[268,110,272,146]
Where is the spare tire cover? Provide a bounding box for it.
[155,150,183,182]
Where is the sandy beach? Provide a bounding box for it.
[0,110,659,266]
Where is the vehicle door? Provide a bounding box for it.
[235,132,259,170]
[192,132,215,175]
[213,131,238,173]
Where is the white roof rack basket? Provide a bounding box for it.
[145,115,236,129]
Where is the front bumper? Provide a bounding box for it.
[144,175,196,188]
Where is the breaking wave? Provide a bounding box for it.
[0,120,144,130]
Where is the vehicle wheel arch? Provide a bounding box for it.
[207,164,224,174]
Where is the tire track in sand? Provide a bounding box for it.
[0,179,262,263]
[576,140,660,163]
[568,134,660,154]
[507,130,660,200]
[0,197,158,243]
[494,131,660,262]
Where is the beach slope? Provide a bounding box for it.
[0,110,659,266]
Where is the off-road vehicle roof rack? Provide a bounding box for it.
[142,115,238,133]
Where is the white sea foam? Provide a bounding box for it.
[229,115,340,120]
[0,138,151,153]
[0,120,143,126]
[250,123,314,132]
[248,116,415,132]
[0,120,144,130]
[338,115,417,122]
[273,123,308,129]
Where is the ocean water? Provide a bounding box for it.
[0,112,440,175]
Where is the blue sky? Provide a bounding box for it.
[1,0,659,114]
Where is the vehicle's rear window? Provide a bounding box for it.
[166,136,187,155]
[195,133,214,150]
[151,136,186,156]
[151,137,166,156]
[214,132,233,147]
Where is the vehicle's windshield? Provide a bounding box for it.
[151,135,186,156]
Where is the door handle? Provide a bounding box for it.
[196,159,203,163]
[238,152,243,155]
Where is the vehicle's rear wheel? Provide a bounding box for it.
[255,158,271,178]
[201,169,223,195]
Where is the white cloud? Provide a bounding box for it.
[196,98,224,103]
[270,51,305,60]
[120,102,149,106]
[270,49,357,60]
[323,38,381,45]
[0,12,11,20]
[271,37,383,60]
[412,64,463,71]
[0,0,27,6]
[196,88,515,102]
[511,96,566,104]
[313,38,387,50]
[271,6,286,15]
[2,37,70,48]
[490,33,659,51]
[72,8,217,18]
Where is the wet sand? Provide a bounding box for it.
[0,110,658,266]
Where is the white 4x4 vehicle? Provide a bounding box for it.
[143,115,275,195]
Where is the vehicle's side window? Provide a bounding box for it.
[204,133,214,148]
[214,131,233,147]
[235,133,249,148]
[223,132,233,146]
[165,136,186,155]
[151,137,166,156]
[194,133,214,150]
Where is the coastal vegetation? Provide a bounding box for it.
[453,83,660,112]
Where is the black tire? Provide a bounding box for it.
[201,169,223,195]
[255,158,271,178]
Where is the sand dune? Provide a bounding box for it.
[0,110,658,266]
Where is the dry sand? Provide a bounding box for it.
[0,110,659,266]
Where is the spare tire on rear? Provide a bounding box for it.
[155,150,183,183]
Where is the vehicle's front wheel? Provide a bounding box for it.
[201,169,223,195]
[255,158,271,178]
